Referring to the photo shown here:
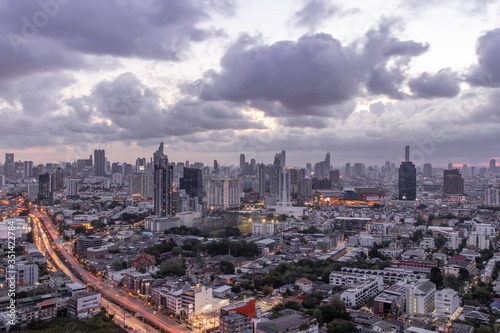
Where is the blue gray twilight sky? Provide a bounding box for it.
[0,0,499,168]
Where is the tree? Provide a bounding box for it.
[328,321,358,333]
[26,231,34,243]
[172,246,183,255]
[138,266,147,273]
[220,261,235,274]
[159,257,186,277]
[121,261,128,269]
[459,267,470,282]
[75,226,86,234]
[430,267,444,289]
[435,234,447,248]
[411,230,424,242]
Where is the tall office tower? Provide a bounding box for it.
[423,163,432,178]
[38,173,54,206]
[277,169,291,207]
[490,159,496,174]
[129,173,144,195]
[180,167,202,201]
[258,164,266,197]
[462,164,469,178]
[280,150,286,169]
[353,163,365,177]
[4,153,14,178]
[213,160,219,175]
[398,146,417,200]
[250,158,256,175]
[239,154,246,175]
[94,149,106,177]
[226,178,241,208]
[448,162,453,170]
[470,166,475,177]
[306,163,312,173]
[345,163,351,176]
[67,179,79,197]
[23,161,33,178]
[329,170,340,184]
[54,167,64,190]
[325,152,331,174]
[5,153,13,165]
[443,169,464,195]
[270,165,280,196]
[207,178,226,210]
[385,161,391,174]
[136,157,146,173]
[153,143,174,217]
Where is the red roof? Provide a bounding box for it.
[295,278,312,284]
[450,255,467,261]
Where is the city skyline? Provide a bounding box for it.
[0,1,499,166]
[1,148,499,170]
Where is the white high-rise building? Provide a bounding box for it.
[66,179,79,197]
[467,231,490,250]
[207,178,226,210]
[226,178,241,208]
[435,288,460,318]
[447,231,460,250]
[486,188,500,206]
[207,177,241,210]
[277,169,291,207]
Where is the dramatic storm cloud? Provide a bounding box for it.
[1,0,500,166]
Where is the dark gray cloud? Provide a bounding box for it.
[77,72,267,139]
[198,23,429,116]
[293,0,343,31]
[0,0,222,85]
[363,22,429,99]
[409,69,461,98]
[467,28,500,87]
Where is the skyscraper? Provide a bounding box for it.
[398,146,416,201]
[239,154,246,175]
[325,152,331,175]
[180,167,202,201]
[135,157,146,173]
[94,149,106,177]
[38,173,54,206]
[490,159,496,174]
[153,143,174,217]
[213,160,219,175]
[258,164,266,197]
[353,163,365,177]
[4,153,14,178]
[345,163,351,176]
[23,161,33,178]
[443,169,464,195]
[277,169,291,206]
[423,163,432,178]
[281,149,286,169]
[448,162,453,170]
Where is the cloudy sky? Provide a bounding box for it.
[1,0,500,168]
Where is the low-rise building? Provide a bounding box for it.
[405,279,436,316]
[340,277,383,308]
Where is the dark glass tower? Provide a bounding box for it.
[180,167,202,200]
[94,149,106,177]
[153,143,174,217]
[38,173,54,206]
[398,146,416,200]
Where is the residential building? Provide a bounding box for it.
[435,288,460,318]
[16,263,39,285]
[75,236,102,258]
[256,313,318,333]
[340,277,383,308]
[405,280,436,316]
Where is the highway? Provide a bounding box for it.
[33,210,189,333]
